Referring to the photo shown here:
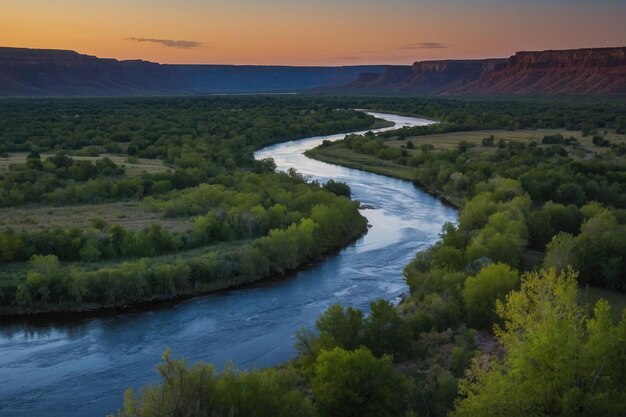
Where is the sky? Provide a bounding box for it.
[1,0,625,66]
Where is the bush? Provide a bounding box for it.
[462,263,519,329]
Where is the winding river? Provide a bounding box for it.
[0,112,457,417]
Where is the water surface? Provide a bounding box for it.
[0,112,457,417]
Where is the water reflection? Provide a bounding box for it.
[0,112,457,417]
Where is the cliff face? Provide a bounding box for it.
[0,48,177,96]
[1,46,624,97]
[0,47,385,96]
[405,59,505,93]
[346,47,626,96]
[454,47,626,95]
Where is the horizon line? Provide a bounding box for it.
[1,44,625,67]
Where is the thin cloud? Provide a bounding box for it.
[399,42,449,50]
[125,37,205,49]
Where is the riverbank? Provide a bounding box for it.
[1,111,457,417]
[0,227,367,321]
[305,143,464,208]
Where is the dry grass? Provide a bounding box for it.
[0,153,186,233]
[0,202,193,233]
[0,153,172,177]
[386,129,626,157]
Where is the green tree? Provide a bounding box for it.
[363,299,413,359]
[312,347,411,417]
[316,304,364,351]
[462,263,519,329]
[453,268,626,417]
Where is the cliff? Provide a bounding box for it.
[1,46,624,97]
[345,47,626,96]
[454,47,626,95]
[0,47,385,96]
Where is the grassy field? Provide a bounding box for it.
[0,152,182,232]
[0,152,172,177]
[0,202,193,233]
[388,128,626,158]
[309,128,626,182]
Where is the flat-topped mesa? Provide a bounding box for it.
[2,45,625,96]
[455,47,626,95]
[345,60,504,93]
[344,46,626,96]
[346,66,413,89]
[410,59,504,74]
[0,46,386,96]
[505,47,626,70]
[406,59,505,91]
[0,47,162,70]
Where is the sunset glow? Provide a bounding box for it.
[1,0,625,65]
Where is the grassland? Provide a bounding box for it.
[308,128,626,204]
[0,201,193,233]
[387,128,626,156]
[0,151,184,233]
[0,153,172,177]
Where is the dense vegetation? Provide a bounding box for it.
[309,122,626,291]
[0,96,378,314]
[108,96,625,417]
[112,268,626,417]
[1,95,624,416]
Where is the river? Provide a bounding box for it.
[0,112,457,417]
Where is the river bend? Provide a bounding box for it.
[0,112,457,417]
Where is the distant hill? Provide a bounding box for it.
[0,47,385,96]
[342,47,626,96]
[1,46,624,97]
[345,59,506,94]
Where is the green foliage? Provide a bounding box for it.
[312,347,411,417]
[462,263,519,329]
[0,97,377,313]
[314,300,413,360]
[321,179,351,197]
[112,350,316,417]
[544,207,626,289]
[316,304,364,351]
[98,98,626,417]
[453,268,626,417]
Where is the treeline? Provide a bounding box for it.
[0,96,378,162]
[0,171,356,263]
[0,97,379,208]
[0,184,366,311]
[0,154,133,206]
[356,96,626,133]
[338,131,626,209]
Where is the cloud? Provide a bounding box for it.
[125,37,205,49]
[399,42,449,50]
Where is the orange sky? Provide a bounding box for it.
[1,1,625,66]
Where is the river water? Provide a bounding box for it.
[0,112,457,417]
